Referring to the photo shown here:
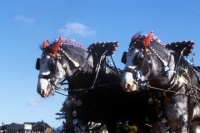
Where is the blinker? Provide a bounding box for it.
[48,57,56,70]
[121,52,127,64]
[36,58,41,70]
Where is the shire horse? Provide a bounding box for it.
[36,37,156,133]
[121,31,200,132]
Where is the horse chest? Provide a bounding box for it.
[164,95,189,131]
[192,105,200,122]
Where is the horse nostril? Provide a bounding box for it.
[40,89,46,96]
[125,83,131,89]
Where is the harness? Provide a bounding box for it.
[37,41,121,132]
[63,43,121,132]
[123,42,197,96]
[122,40,200,132]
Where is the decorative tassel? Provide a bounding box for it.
[66,100,72,107]
[72,111,77,117]
[76,99,82,106]
[161,117,167,125]
[148,98,153,105]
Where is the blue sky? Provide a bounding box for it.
[0,0,200,128]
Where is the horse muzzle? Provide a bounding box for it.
[121,72,139,92]
[121,82,138,92]
[37,78,53,98]
[38,87,53,98]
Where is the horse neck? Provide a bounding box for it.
[147,41,176,88]
[59,45,122,92]
[99,64,122,84]
[59,45,95,88]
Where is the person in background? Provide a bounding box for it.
[1,122,7,133]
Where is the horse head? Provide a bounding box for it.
[121,32,200,132]
[36,37,118,97]
[121,32,176,92]
[36,37,66,97]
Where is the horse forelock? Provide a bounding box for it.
[130,32,163,50]
[40,38,84,56]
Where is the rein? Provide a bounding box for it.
[53,47,120,93]
[139,45,173,84]
[59,48,110,91]
[147,85,200,100]
[90,49,108,89]
[55,82,120,92]
[53,48,120,132]
[144,46,199,102]
[54,82,121,97]
[135,45,188,94]
[126,42,200,105]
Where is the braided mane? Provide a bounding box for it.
[132,32,194,56]
[61,38,84,50]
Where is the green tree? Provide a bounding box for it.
[56,97,75,133]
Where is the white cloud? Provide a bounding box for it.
[14,15,35,24]
[58,22,96,36]
[28,98,43,106]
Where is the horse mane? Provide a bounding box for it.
[61,38,84,50]
[131,32,194,57]
[150,40,171,61]
[164,40,194,56]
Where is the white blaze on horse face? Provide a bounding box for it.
[121,48,139,92]
[37,55,51,97]
[37,78,51,97]
[39,55,51,75]
[37,55,66,97]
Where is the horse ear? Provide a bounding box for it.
[131,32,142,42]
[132,34,138,41]
[142,31,153,48]
[50,37,62,54]
[43,40,48,49]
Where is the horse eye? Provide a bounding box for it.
[133,52,144,64]
[137,52,144,60]
[49,58,56,70]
